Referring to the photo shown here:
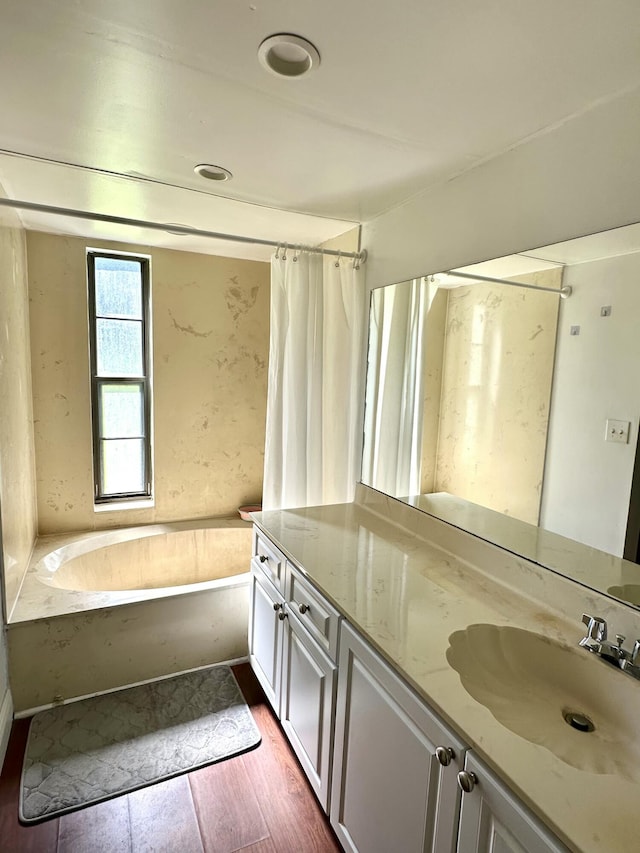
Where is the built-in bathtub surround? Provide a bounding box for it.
[253,484,640,853]
[27,231,269,534]
[7,517,252,712]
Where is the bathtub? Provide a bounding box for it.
[7,517,253,713]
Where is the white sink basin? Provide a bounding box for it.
[446,623,640,777]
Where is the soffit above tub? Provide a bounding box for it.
[0,0,640,250]
[0,153,355,261]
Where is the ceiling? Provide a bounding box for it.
[2,0,640,260]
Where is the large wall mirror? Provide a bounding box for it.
[361,221,640,609]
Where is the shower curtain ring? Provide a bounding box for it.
[282,243,288,261]
[335,251,341,269]
[293,246,299,262]
[274,243,280,260]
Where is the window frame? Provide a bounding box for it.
[87,249,153,504]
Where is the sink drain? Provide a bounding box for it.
[563,710,595,732]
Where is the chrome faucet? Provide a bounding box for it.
[579,613,640,679]
[621,639,640,678]
[579,614,607,653]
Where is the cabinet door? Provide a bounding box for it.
[248,569,284,714]
[456,753,568,853]
[280,607,337,812]
[331,622,465,853]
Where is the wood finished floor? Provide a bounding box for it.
[0,664,343,853]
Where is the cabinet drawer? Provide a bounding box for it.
[252,528,286,592]
[286,562,340,661]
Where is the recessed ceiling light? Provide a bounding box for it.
[258,33,320,79]
[193,164,233,182]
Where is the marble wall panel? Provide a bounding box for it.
[420,287,448,493]
[0,204,38,619]
[434,269,562,524]
[27,233,270,533]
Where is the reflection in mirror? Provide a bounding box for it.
[361,222,640,609]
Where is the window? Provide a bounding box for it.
[87,251,153,503]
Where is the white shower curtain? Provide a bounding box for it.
[262,251,365,510]
[361,277,428,498]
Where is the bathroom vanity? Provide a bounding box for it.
[248,486,640,853]
[249,486,640,853]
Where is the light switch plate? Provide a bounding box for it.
[605,419,630,444]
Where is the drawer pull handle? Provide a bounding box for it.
[273,602,282,612]
[278,610,288,621]
[435,746,455,767]
[259,555,268,563]
[298,603,310,615]
[457,770,478,794]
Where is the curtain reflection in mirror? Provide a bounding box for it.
[361,277,430,497]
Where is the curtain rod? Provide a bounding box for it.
[440,269,572,298]
[0,197,367,262]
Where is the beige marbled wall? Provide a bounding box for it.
[27,232,269,534]
[420,287,448,494]
[0,204,38,619]
[434,269,562,524]
[320,227,360,255]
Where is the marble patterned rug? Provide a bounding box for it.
[19,665,261,823]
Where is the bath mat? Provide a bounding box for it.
[19,665,261,823]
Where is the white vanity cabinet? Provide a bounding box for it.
[456,754,569,853]
[248,558,285,710]
[279,565,339,811]
[330,621,466,853]
[248,527,340,811]
[249,525,568,853]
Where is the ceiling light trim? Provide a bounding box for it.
[194,164,233,182]
[258,33,321,79]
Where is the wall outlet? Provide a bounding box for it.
[605,419,630,444]
[570,325,580,336]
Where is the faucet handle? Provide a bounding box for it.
[632,639,640,663]
[581,613,607,642]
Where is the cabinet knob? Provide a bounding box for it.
[298,603,310,615]
[259,555,268,563]
[457,770,478,794]
[435,746,455,767]
[273,602,282,612]
[277,610,288,621]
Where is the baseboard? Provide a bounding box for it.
[14,655,250,718]
[0,686,13,769]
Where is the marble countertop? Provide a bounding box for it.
[253,491,640,853]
